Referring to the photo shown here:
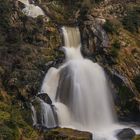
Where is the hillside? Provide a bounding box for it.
[0,0,140,139]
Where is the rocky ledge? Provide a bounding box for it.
[44,128,92,140]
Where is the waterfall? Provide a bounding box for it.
[35,26,140,139]
[39,26,121,139]
[40,99,57,128]
[18,0,44,18]
[31,103,37,126]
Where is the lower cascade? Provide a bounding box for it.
[32,27,139,140]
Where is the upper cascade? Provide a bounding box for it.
[62,27,81,48]
[18,0,44,18]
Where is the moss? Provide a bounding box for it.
[0,125,16,140]
[0,111,11,122]
[44,128,92,140]
[122,6,140,33]
[133,135,140,140]
[110,47,119,58]
[0,0,12,30]
[133,75,140,93]
[112,40,121,49]
[103,20,117,34]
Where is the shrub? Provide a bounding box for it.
[112,40,121,49]
[122,6,140,33]
[110,47,119,57]
[103,20,117,34]
[110,40,121,57]
[133,75,140,92]
[0,0,12,30]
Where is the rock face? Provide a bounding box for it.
[117,128,136,140]
[44,128,92,140]
[79,14,109,56]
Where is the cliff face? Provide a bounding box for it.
[0,0,140,139]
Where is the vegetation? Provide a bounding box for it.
[0,0,140,139]
[103,20,117,34]
[133,75,140,92]
[122,6,140,33]
[110,40,121,57]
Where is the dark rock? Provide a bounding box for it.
[31,97,58,128]
[79,14,109,57]
[117,128,136,140]
[37,93,52,104]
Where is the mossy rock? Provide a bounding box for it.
[0,124,19,140]
[0,111,10,122]
[133,75,140,93]
[133,135,140,140]
[44,128,92,140]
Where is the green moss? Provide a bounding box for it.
[133,135,140,140]
[133,75,140,92]
[0,0,12,30]
[117,85,137,115]
[44,128,92,140]
[122,6,140,33]
[0,125,15,140]
[0,111,10,122]
[112,40,121,49]
[103,20,118,34]
[0,102,10,111]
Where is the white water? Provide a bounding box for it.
[40,26,120,139]
[18,0,44,18]
[31,103,37,126]
[40,99,57,128]
[38,26,140,139]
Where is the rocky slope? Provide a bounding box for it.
[0,0,140,139]
[78,0,140,120]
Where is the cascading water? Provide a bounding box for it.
[18,0,44,18]
[39,26,122,139]
[33,26,140,139]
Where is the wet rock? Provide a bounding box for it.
[37,93,52,104]
[117,128,136,140]
[79,14,109,56]
[44,128,92,140]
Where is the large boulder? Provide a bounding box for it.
[117,128,136,140]
[44,128,92,140]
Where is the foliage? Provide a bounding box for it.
[122,6,140,33]
[117,84,139,117]
[0,0,12,30]
[0,125,16,140]
[112,40,121,49]
[94,0,103,3]
[110,40,121,57]
[133,75,140,92]
[103,20,118,34]
[133,135,140,140]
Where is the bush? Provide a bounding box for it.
[0,0,12,30]
[103,20,117,34]
[133,75,140,92]
[110,40,121,57]
[111,47,119,57]
[112,40,121,49]
[122,6,140,33]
